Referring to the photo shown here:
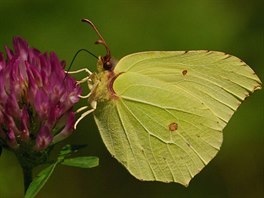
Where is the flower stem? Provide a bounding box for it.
[22,166,33,194]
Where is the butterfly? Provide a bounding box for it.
[71,19,262,186]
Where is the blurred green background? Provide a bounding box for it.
[0,0,263,197]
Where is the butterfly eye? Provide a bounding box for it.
[104,61,112,70]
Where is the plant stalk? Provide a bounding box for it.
[22,166,33,194]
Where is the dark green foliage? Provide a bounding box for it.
[25,144,98,198]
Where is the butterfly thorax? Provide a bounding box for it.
[89,58,119,104]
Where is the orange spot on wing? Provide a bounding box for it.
[168,122,178,131]
[182,70,188,76]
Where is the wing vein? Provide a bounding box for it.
[142,149,157,180]
[122,95,217,122]
[166,144,186,182]
[120,81,224,123]
[120,99,190,180]
[115,103,143,178]
[164,109,208,165]
[119,100,168,178]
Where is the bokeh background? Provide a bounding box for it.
[0,0,263,197]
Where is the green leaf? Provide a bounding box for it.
[61,156,99,168]
[25,163,57,198]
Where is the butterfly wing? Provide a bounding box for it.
[94,51,261,186]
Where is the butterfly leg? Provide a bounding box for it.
[78,82,99,99]
[68,69,98,98]
[74,100,97,129]
[74,108,96,129]
[90,100,97,109]
[66,68,99,129]
[76,106,89,113]
[76,76,91,85]
[67,68,93,86]
[67,68,92,75]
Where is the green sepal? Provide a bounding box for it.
[58,144,87,161]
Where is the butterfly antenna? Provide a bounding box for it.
[64,48,97,81]
[81,18,113,70]
[66,48,98,73]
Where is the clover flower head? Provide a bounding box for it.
[0,36,81,151]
